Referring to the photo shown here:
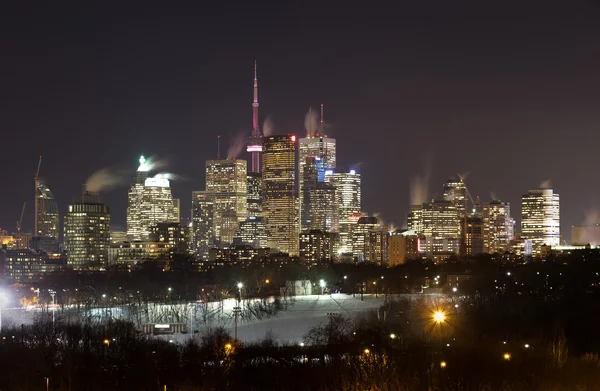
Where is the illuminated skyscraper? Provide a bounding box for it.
[352,216,381,261]
[463,215,484,256]
[191,191,214,261]
[262,135,298,255]
[325,169,361,253]
[301,157,336,232]
[205,159,248,246]
[421,200,462,255]
[35,183,59,240]
[127,156,177,241]
[482,200,514,253]
[233,216,267,248]
[442,178,468,219]
[521,188,560,251]
[246,172,262,217]
[407,205,423,235]
[64,191,110,270]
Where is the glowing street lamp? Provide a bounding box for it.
[433,311,446,323]
[503,353,511,361]
[440,361,447,368]
[389,333,396,339]
[363,348,370,354]
[237,282,243,290]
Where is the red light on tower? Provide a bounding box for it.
[291,135,296,142]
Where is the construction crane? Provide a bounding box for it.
[458,173,479,215]
[16,202,26,234]
[34,156,42,236]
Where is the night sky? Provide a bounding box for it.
[2,1,600,241]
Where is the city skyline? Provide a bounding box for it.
[2,1,600,240]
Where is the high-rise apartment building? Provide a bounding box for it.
[205,159,248,246]
[299,229,334,262]
[127,156,177,241]
[35,183,59,240]
[482,200,514,253]
[64,191,110,270]
[368,228,389,266]
[191,191,214,261]
[233,216,267,248]
[407,205,423,235]
[262,135,298,255]
[352,216,381,262]
[299,133,336,220]
[325,169,361,254]
[463,215,484,256]
[521,188,560,251]
[389,230,420,266]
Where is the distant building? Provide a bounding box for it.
[110,231,128,245]
[389,230,419,266]
[205,159,248,245]
[442,178,468,220]
[30,236,60,253]
[191,191,215,261]
[407,205,423,235]
[108,242,171,267]
[521,188,560,252]
[299,230,334,262]
[246,172,262,218]
[421,200,461,256]
[150,222,190,255]
[64,191,110,270]
[352,216,381,262]
[301,156,336,232]
[1,248,65,284]
[233,216,267,249]
[35,183,60,240]
[463,215,484,256]
[325,169,361,254]
[262,135,299,255]
[209,245,268,265]
[482,200,514,253]
[368,228,389,266]
[127,156,178,241]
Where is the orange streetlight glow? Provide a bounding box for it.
[440,361,447,368]
[503,353,511,360]
[433,311,446,323]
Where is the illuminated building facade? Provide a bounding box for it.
[482,200,514,253]
[191,191,214,261]
[149,222,190,255]
[442,178,468,219]
[368,228,389,266]
[247,172,262,217]
[325,169,361,253]
[127,156,177,241]
[463,215,484,256]
[233,216,267,249]
[389,230,420,266]
[205,159,248,246]
[262,135,299,255]
[352,216,381,261]
[299,230,334,262]
[301,157,336,232]
[521,188,560,251]
[421,200,461,255]
[407,205,423,235]
[64,191,110,270]
[35,183,59,240]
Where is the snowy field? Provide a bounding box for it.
[1,293,441,344]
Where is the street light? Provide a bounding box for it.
[440,361,447,368]
[452,287,457,293]
[237,282,243,290]
[389,333,396,339]
[319,280,325,295]
[433,311,446,323]
[503,353,511,361]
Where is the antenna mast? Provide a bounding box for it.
[320,104,324,134]
[217,135,221,159]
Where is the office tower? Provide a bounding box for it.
[389,230,420,266]
[191,191,215,261]
[35,183,59,240]
[482,200,514,253]
[421,200,462,255]
[247,61,262,174]
[299,229,334,262]
[463,215,484,256]
[64,191,110,270]
[301,156,336,232]
[205,159,248,245]
[325,169,361,253]
[233,216,267,248]
[521,188,560,251]
[352,216,381,261]
[442,178,468,219]
[246,172,262,217]
[127,156,178,241]
[299,107,336,226]
[110,231,128,245]
[262,135,299,255]
[149,222,190,255]
[407,205,423,235]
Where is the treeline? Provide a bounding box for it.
[2,283,600,390]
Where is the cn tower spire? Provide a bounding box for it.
[252,60,259,137]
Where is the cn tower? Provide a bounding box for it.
[247,61,262,173]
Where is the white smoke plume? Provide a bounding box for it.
[85,168,130,193]
[409,155,433,206]
[490,191,499,201]
[304,107,319,137]
[583,208,600,226]
[153,172,188,181]
[539,179,552,189]
[226,132,246,160]
[262,115,274,136]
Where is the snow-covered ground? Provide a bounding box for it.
[1,293,441,344]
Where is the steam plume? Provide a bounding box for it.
[583,208,600,226]
[139,156,169,172]
[262,115,274,137]
[489,191,499,201]
[539,179,552,189]
[409,154,433,206]
[153,172,188,181]
[226,132,246,160]
[85,168,130,193]
[304,107,319,136]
